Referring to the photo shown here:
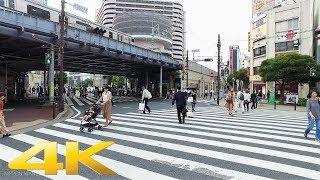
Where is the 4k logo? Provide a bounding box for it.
[8,141,116,175]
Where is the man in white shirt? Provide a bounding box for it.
[141,86,151,114]
[243,91,251,112]
[236,90,245,114]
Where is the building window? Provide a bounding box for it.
[253,46,266,57]
[253,67,260,75]
[288,18,299,30]
[27,5,50,20]
[8,0,13,8]
[275,41,299,52]
[0,0,14,9]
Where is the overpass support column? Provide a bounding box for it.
[145,71,149,89]
[159,66,163,98]
[49,45,55,102]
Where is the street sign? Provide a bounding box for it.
[73,3,88,14]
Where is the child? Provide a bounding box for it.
[81,107,95,123]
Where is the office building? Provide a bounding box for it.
[96,0,185,62]
[249,0,316,97]
[229,45,240,74]
[113,12,173,56]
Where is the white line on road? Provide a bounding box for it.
[71,106,81,118]
[72,96,84,106]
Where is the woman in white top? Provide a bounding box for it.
[97,86,113,127]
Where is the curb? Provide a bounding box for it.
[2,105,74,137]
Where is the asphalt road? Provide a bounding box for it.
[0,97,319,180]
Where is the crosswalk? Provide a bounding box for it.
[65,95,139,107]
[1,106,320,179]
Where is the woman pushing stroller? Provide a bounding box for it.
[97,86,113,127]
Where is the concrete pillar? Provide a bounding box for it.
[145,71,149,89]
[159,66,163,97]
[49,45,55,102]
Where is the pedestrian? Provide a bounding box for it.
[0,92,10,137]
[204,89,208,99]
[251,91,257,109]
[236,90,245,114]
[97,86,113,127]
[224,88,235,116]
[141,86,151,114]
[258,90,263,106]
[304,91,320,142]
[191,90,197,112]
[210,90,213,100]
[172,87,187,124]
[243,90,251,112]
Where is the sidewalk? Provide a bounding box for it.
[214,99,306,112]
[3,98,65,132]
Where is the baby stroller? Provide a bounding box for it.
[80,104,103,132]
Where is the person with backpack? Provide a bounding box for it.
[236,90,245,114]
[141,86,151,114]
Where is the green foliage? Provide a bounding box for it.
[227,74,235,87]
[83,79,93,87]
[54,71,68,85]
[111,76,125,88]
[298,98,307,107]
[259,53,318,85]
[259,53,317,102]
[227,68,250,88]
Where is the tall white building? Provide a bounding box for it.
[249,0,316,97]
[96,0,185,62]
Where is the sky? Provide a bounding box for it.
[48,0,252,70]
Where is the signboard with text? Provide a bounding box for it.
[252,0,275,19]
[251,24,267,42]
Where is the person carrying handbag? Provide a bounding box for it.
[225,88,235,116]
[141,86,151,114]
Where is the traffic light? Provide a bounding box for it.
[45,52,51,67]
[310,68,317,77]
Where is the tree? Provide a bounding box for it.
[83,79,93,87]
[259,53,318,102]
[54,71,68,85]
[111,76,125,88]
[227,68,250,90]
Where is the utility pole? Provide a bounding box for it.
[217,34,221,105]
[58,0,66,110]
[186,50,189,87]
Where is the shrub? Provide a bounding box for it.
[298,98,307,107]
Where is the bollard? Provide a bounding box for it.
[274,100,276,110]
[294,101,297,111]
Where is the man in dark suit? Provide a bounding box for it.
[172,87,187,124]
